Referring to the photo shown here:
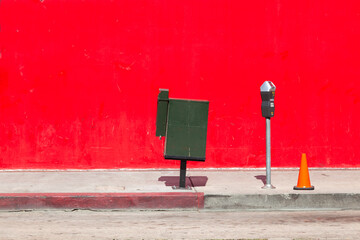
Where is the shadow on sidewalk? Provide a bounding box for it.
[255,175,266,185]
[158,176,208,188]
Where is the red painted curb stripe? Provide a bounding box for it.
[0,192,204,210]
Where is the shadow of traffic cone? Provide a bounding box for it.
[294,153,314,190]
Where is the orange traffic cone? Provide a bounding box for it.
[293,153,314,190]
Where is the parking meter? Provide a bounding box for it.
[260,81,276,118]
[260,81,276,189]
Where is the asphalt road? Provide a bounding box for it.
[0,210,359,239]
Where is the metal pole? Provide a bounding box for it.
[263,117,275,189]
[179,160,187,188]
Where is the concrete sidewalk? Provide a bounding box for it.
[0,169,359,210]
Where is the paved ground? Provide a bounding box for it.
[0,169,359,210]
[0,169,358,194]
[0,209,359,239]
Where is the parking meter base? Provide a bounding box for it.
[262,184,276,189]
[172,186,192,190]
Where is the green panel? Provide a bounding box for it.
[155,89,169,137]
[165,125,188,157]
[188,101,210,126]
[164,99,209,161]
[167,99,188,126]
[187,126,207,158]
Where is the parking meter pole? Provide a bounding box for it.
[179,160,187,188]
[263,117,275,189]
[266,118,271,185]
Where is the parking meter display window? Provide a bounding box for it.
[260,91,275,118]
[164,99,209,161]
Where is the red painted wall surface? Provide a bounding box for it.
[1,0,360,169]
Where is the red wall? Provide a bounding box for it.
[1,0,360,169]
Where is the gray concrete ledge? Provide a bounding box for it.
[205,193,360,210]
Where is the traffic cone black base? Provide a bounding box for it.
[293,186,314,190]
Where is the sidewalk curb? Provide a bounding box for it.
[1,192,359,210]
[204,193,360,210]
[0,192,204,210]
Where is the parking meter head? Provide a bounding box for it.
[260,81,276,93]
[156,89,169,137]
[260,81,276,118]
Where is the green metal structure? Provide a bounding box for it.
[156,89,209,188]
